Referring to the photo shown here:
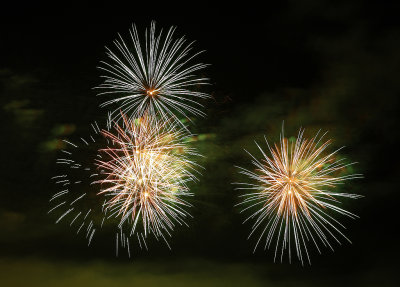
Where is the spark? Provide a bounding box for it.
[235,128,362,264]
[97,21,210,126]
[50,121,113,250]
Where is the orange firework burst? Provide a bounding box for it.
[93,113,200,250]
[235,128,362,264]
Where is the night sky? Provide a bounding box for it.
[0,1,399,286]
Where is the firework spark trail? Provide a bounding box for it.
[97,21,209,127]
[93,113,201,249]
[50,122,107,247]
[235,128,362,264]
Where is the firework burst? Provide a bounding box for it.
[97,21,209,126]
[50,114,200,255]
[235,128,362,264]
[93,113,201,251]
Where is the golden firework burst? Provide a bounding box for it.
[235,128,362,264]
[94,113,200,249]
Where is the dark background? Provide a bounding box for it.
[0,1,399,286]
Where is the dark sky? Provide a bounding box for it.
[0,1,399,286]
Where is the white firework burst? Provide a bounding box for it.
[97,21,209,126]
[235,128,362,264]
